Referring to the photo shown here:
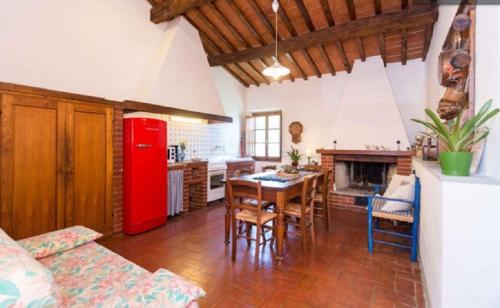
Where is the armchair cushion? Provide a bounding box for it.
[18,226,102,259]
[101,269,206,307]
[0,228,60,307]
[380,175,416,212]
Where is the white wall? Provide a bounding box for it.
[0,0,224,115]
[475,5,500,179]
[246,57,426,165]
[414,159,500,308]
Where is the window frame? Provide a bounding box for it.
[250,111,282,162]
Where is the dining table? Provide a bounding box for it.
[223,170,324,263]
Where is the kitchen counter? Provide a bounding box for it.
[169,160,208,170]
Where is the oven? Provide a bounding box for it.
[207,162,227,202]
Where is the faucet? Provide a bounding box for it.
[212,145,227,155]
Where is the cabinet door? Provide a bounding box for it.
[0,94,65,239]
[65,103,113,235]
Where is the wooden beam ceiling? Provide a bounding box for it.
[151,0,216,23]
[207,4,438,67]
[148,0,438,87]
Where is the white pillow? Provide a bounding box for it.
[381,177,415,212]
[384,174,415,197]
[0,228,60,307]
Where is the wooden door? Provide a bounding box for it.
[0,94,65,239]
[65,103,113,235]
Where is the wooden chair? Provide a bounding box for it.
[367,175,421,262]
[284,175,317,251]
[232,169,275,244]
[227,179,277,269]
[313,169,333,231]
[261,165,277,172]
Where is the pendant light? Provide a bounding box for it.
[262,0,290,79]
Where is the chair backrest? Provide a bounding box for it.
[233,168,253,177]
[261,165,277,172]
[227,179,263,213]
[317,169,333,198]
[301,175,318,211]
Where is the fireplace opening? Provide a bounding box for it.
[335,161,397,196]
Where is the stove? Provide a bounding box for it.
[207,160,228,202]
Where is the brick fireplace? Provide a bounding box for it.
[318,149,413,211]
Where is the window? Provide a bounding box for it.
[246,111,282,161]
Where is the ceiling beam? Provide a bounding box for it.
[280,2,321,78]
[422,23,433,61]
[186,13,259,87]
[355,37,366,62]
[206,2,271,85]
[336,41,352,73]
[247,0,307,80]
[207,5,438,66]
[374,0,382,15]
[401,28,408,65]
[318,45,336,75]
[225,0,266,45]
[151,0,216,23]
[223,66,250,87]
[378,33,387,66]
[281,53,304,81]
[207,2,250,49]
[320,0,335,26]
[194,9,266,85]
[402,0,409,10]
[295,0,315,31]
[346,0,357,20]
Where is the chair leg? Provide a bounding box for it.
[368,212,374,254]
[410,221,418,262]
[271,219,276,246]
[254,224,261,270]
[323,201,329,231]
[301,216,308,252]
[246,222,252,247]
[231,217,238,261]
[261,225,267,246]
[310,210,316,245]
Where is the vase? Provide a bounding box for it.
[178,152,186,162]
[439,151,473,176]
[292,161,299,167]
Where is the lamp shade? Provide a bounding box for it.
[262,60,290,79]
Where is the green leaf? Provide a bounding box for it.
[412,100,499,152]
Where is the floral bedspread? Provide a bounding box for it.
[39,241,205,307]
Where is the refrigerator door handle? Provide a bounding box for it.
[136,143,152,149]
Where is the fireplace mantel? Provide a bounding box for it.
[316,149,414,157]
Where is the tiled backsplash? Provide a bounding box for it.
[167,121,240,160]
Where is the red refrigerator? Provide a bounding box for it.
[123,117,167,235]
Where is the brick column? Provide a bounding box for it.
[112,107,124,234]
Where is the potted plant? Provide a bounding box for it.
[178,140,187,162]
[286,146,303,167]
[412,100,499,176]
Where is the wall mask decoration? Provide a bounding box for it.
[288,121,303,144]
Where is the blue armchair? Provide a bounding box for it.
[367,176,421,262]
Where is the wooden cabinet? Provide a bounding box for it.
[0,93,113,239]
[65,103,113,234]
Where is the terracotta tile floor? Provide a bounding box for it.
[100,203,425,307]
